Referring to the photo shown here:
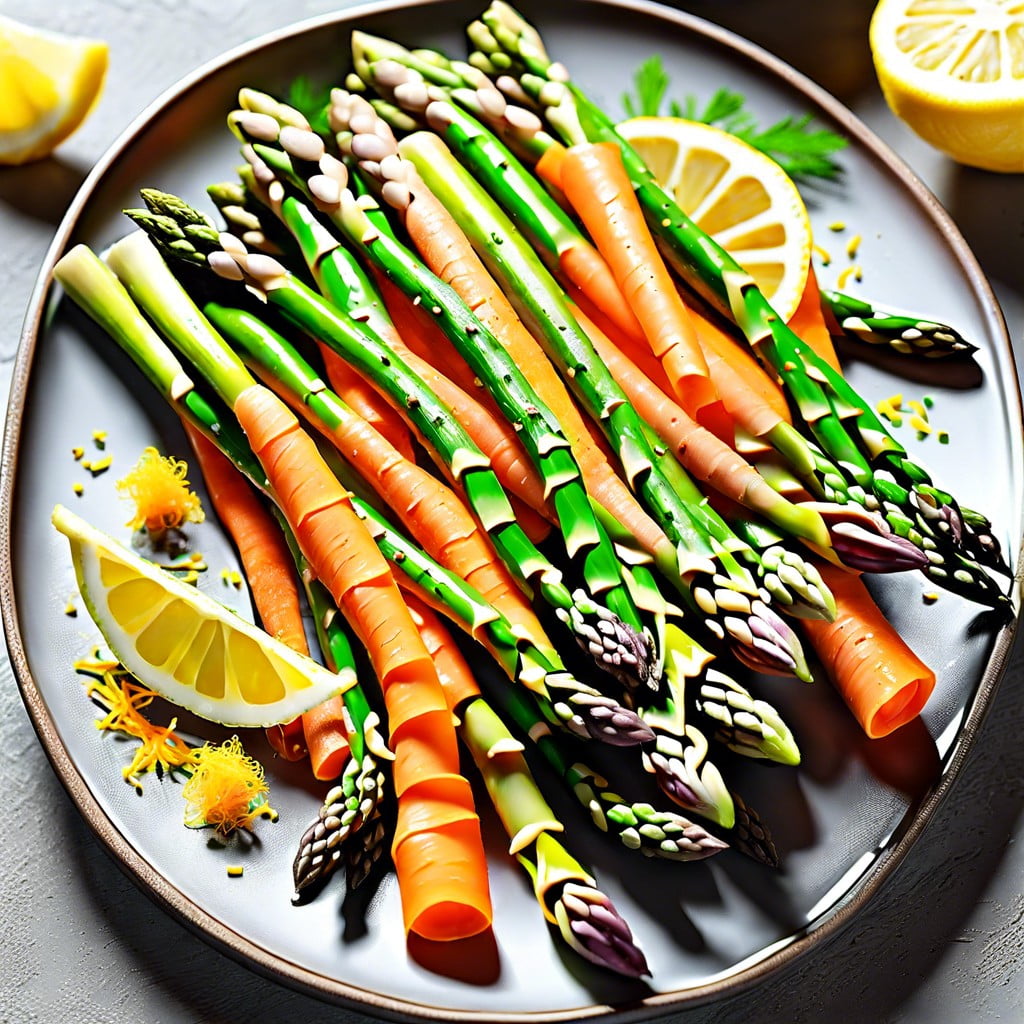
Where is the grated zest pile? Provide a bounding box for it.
[116,446,205,533]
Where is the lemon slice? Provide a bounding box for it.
[0,14,108,165]
[53,504,352,728]
[617,116,813,322]
[870,0,1024,173]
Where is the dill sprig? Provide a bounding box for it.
[621,56,846,180]
[284,75,333,136]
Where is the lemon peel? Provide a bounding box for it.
[182,735,274,835]
[0,14,108,164]
[116,446,205,533]
[616,116,813,321]
[870,0,1024,173]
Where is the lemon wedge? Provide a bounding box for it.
[870,0,1024,173]
[0,14,108,164]
[616,116,813,322]
[53,504,352,728]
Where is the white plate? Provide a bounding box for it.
[3,1,1022,1020]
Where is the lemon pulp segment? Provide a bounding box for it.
[52,504,352,727]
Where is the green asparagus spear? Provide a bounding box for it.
[456,694,649,977]
[131,183,662,695]
[467,1,1009,609]
[821,288,979,360]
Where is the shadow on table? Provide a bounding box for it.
[0,157,90,226]
[942,166,1024,306]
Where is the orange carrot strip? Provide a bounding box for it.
[557,237,647,346]
[317,341,417,462]
[396,165,673,567]
[406,595,481,710]
[786,266,841,372]
[558,142,722,428]
[183,422,313,764]
[689,303,792,434]
[801,564,936,738]
[534,142,568,194]
[374,273,553,542]
[578,309,795,519]
[233,384,491,939]
[300,696,351,780]
[251,362,552,667]
[542,141,787,446]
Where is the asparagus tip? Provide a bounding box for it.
[554,881,650,978]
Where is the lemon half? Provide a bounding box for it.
[53,505,352,728]
[0,14,108,164]
[616,116,813,322]
[870,0,1024,173]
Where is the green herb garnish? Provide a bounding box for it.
[621,56,847,180]
[284,75,332,136]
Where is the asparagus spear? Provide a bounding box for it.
[226,109,665,690]
[130,186,662,696]
[495,680,729,859]
[821,288,979,360]
[53,244,393,882]
[467,1,1009,609]
[457,695,649,977]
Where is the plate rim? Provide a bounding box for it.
[3,0,1023,1019]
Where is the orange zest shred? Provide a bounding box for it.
[181,735,275,835]
[75,656,275,835]
[116,446,205,533]
[75,655,200,791]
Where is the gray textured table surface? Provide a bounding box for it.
[2,2,1022,1022]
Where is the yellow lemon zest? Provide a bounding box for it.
[76,655,200,791]
[116,446,205,533]
[181,736,274,835]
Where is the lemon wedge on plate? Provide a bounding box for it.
[870,0,1024,173]
[0,14,108,164]
[53,505,352,728]
[616,115,813,321]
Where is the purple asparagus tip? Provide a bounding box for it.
[731,600,812,681]
[569,691,656,746]
[812,502,928,573]
[555,882,650,978]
